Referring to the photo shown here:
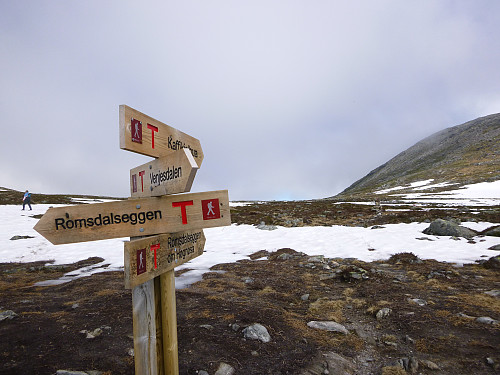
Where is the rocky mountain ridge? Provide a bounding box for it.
[337,113,500,200]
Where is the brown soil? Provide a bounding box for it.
[1,200,499,374]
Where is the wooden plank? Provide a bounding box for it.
[119,105,204,165]
[124,230,206,289]
[132,278,164,375]
[160,270,179,374]
[34,190,230,244]
[130,148,198,198]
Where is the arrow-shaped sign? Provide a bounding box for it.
[130,148,198,198]
[34,190,230,245]
[124,230,206,289]
[119,105,204,165]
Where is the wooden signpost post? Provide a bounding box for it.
[34,105,231,375]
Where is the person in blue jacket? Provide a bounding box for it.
[22,190,32,210]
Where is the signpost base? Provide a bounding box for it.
[161,270,179,374]
[132,277,164,374]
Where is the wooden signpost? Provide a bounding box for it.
[124,230,206,289]
[130,148,198,198]
[34,105,230,375]
[34,190,229,244]
[120,105,204,165]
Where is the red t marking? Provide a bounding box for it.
[147,124,158,149]
[150,244,160,269]
[138,171,145,192]
[172,200,194,224]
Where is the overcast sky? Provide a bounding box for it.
[1,1,499,201]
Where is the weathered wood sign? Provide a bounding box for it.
[34,190,230,244]
[124,230,206,289]
[34,104,229,375]
[130,148,198,198]
[119,105,204,165]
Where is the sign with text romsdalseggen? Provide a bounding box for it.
[130,148,198,198]
[124,230,206,289]
[119,105,204,165]
[34,190,230,245]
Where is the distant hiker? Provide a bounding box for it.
[22,190,32,210]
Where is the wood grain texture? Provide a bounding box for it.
[160,270,179,374]
[130,148,198,198]
[34,190,230,244]
[132,278,163,375]
[119,105,204,165]
[124,230,206,289]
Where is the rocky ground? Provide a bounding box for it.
[1,199,499,375]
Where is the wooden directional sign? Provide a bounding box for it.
[130,148,198,198]
[119,105,204,165]
[124,230,206,289]
[34,190,230,245]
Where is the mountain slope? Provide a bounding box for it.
[337,113,500,198]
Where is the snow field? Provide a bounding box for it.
[1,203,498,288]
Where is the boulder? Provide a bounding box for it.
[422,219,477,239]
[242,323,271,343]
[483,255,500,270]
[0,310,17,321]
[483,226,500,237]
[307,321,348,335]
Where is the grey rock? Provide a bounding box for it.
[242,277,254,284]
[484,226,500,237]
[214,362,235,375]
[243,323,271,343]
[256,221,277,231]
[420,359,440,370]
[408,298,427,306]
[476,316,499,325]
[56,371,90,375]
[307,321,348,335]
[404,335,414,344]
[423,219,477,239]
[397,356,418,373]
[10,235,35,240]
[483,255,500,269]
[308,255,325,263]
[488,244,500,250]
[484,290,500,298]
[299,351,356,375]
[319,273,337,281]
[231,323,240,331]
[81,327,103,339]
[0,310,17,321]
[376,307,392,320]
[277,253,294,260]
[200,324,214,330]
[486,357,495,366]
[416,237,434,241]
[301,294,310,301]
